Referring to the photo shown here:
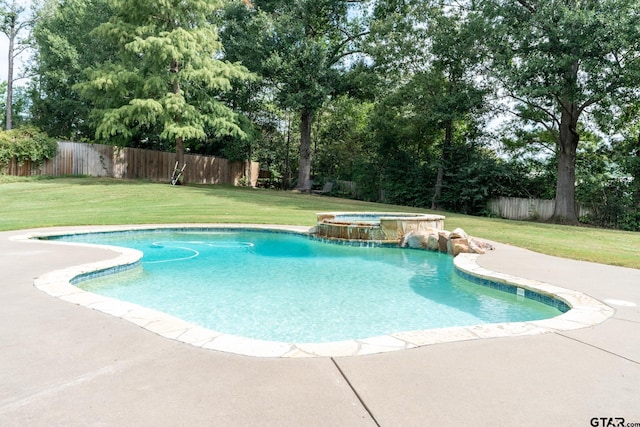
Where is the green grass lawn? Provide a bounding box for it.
[2,176,639,268]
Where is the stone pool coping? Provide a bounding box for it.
[14,224,614,358]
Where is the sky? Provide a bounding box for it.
[1,36,10,83]
[1,0,32,87]
[0,37,30,88]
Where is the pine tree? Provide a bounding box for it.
[76,0,252,171]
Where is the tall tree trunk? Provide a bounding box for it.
[176,136,185,169]
[284,115,291,188]
[431,119,452,210]
[296,108,313,191]
[552,58,581,224]
[633,133,640,209]
[552,102,580,223]
[5,7,16,130]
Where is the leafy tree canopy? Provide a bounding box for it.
[30,0,115,139]
[477,0,640,222]
[75,0,253,162]
[221,0,372,190]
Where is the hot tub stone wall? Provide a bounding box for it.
[314,223,388,241]
[315,212,446,243]
[380,217,445,241]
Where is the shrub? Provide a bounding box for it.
[0,127,58,167]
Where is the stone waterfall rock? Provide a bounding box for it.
[437,231,450,253]
[399,227,493,257]
[426,233,440,251]
[447,238,470,256]
[449,228,468,239]
[406,231,428,249]
[401,229,440,249]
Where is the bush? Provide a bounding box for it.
[0,127,58,166]
[435,144,526,216]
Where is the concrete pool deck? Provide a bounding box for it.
[1,225,639,426]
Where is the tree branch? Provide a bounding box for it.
[329,30,370,66]
[11,44,30,58]
[515,0,537,13]
[509,92,560,136]
[577,96,601,116]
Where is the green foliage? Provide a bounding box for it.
[0,127,57,166]
[350,158,381,201]
[579,177,639,231]
[368,0,429,80]
[314,96,373,181]
[0,83,30,128]
[477,0,640,222]
[575,135,640,231]
[220,0,374,189]
[480,0,640,110]
[24,0,640,230]
[208,114,259,161]
[74,0,252,150]
[436,144,522,216]
[380,149,435,207]
[30,0,116,139]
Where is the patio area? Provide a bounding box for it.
[1,226,639,426]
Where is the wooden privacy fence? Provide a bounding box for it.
[2,141,259,186]
[488,197,591,221]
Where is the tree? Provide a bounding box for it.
[1,0,32,130]
[313,95,373,181]
[0,82,29,127]
[366,1,487,208]
[478,0,640,223]
[76,0,252,170]
[425,6,487,209]
[29,0,115,139]
[221,0,372,191]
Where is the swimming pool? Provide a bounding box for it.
[55,228,563,344]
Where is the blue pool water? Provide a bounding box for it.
[57,229,562,343]
[330,213,402,223]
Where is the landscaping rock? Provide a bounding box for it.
[438,231,450,253]
[399,228,493,257]
[468,239,486,254]
[447,238,469,256]
[449,228,468,239]
[426,233,440,251]
[470,238,495,252]
[406,231,428,249]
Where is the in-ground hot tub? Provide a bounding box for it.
[315,212,446,242]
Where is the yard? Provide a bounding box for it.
[1,176,639,269]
